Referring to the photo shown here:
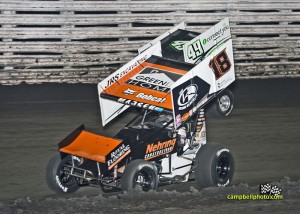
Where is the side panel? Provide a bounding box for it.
[171,39,234,129]
[127,129,178,162]
[171,73,211,129]
[160,153,194,181]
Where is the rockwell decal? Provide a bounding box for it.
[107,144,131,170]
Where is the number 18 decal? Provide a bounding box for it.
[209,49,231,80]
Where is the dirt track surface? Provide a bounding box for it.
[0,79,300,213]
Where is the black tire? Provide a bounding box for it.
[46,154,80,194]
[210,89,234,117]
[121,159,158,192]
[194,143,235,189]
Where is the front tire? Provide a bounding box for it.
[121,159,158,191]
[46,154,80,194]
[194,143,235,189]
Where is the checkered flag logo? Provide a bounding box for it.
[270,185,282,196]
[260,183,271,194]
[260,183,282,195]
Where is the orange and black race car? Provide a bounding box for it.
[46,18,235,194]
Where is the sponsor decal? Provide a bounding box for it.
[127,79,169,92]
[107,144,131,170]
[104,55,148,88]
[123,89,167,104]
[169,40,189,51]
[217,76,234,90]
[202,22,230,45]
[201,131,206,138]
[177,84,198,111]
[127,67,182,93]
[123,88,137,95]
[118,98,164,112]
[196,125,203,130]
[197,121,203,126]
[181,112,189,123]
[172,76,210,129]
[176,114,182,126]
[136,92,166,103]
[144,139,176,160]
[195,126,204,139]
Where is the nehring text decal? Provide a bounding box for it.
[145,139,176,160]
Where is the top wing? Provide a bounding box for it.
[98,49,194,126]
[100,56,193,110]
[98,18,235,128]
[98,42,162,126]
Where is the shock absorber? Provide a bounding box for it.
[194,108,206,146]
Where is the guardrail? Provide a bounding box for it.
[0,0,299,84]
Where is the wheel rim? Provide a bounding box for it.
[58,160,77,187]
[218,95,231,112]
[216,154,232,182]
[134,169,154,191]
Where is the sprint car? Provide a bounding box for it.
[46,18,235,194]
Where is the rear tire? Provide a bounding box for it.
[121,159,158,191]
[46,154,80,194]
[194,143,234,189]
[209,89,234,117]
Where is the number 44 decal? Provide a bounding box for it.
[209,49,231,80]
